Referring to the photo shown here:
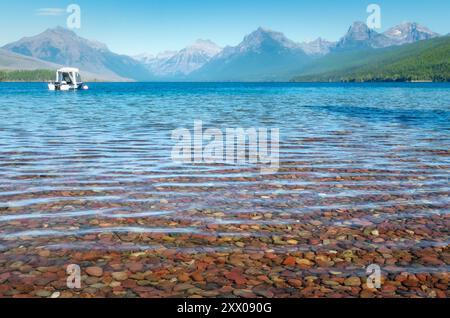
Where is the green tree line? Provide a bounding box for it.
[292,36,450,82]
[0,69,54,82]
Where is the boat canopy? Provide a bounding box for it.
[56,68,82,84]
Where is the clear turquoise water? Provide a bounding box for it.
[0,82,449,255]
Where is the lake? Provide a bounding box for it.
[0,82,449,298]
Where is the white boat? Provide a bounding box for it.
[48,67,89,91]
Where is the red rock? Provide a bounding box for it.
[207,224,219,230]
[112,272,128,281]
[257,275,270,282]
[395,274,408,282]
[253,289,274,298]
[0,273,11,284]
[191,272,204,282]
[38,250,50,257]
[360,290,376,298]
[86,267,103,277]
[225,271,247,285]
[421,256,444,266]
[435,283,448,290]
[233,289,255,298]
[249,253,264,260]
[173,283,194,292]
[219,286,234,293]
[178,273,190,282]
[436,290,446,298]
[344,277,362,287]
[296,258,314,267]
[80,251,99,261]
[196,262,208,271]
[416,273,428,282]
[309,239,321,245]
[0,285,9,294]
[127,262,143,273]
[288,279,302,288]
[121,279,137,288]
[283,256,296,266]
[381,285,397,293]
[403,278,419,287]
[265,253,277,260]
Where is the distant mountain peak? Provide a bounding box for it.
[185,39,222,56]
[345,21,376,40]
[350,21,369,28]
[45,25,70,32]
[2,21,444,82]
[192,39,217,46]
[19,26,110,51]
[335,21,391,50]
[250,27,274,35]
[300,37,335,56]
[334,20,440,51]
[240,27,300,52]
[135,40,222,78]
[2,27,151,80]
[42,26,77,37]
[397,21,431,29]
[399,21,418,27]
[191,27,312,81]
[257,26,269,31]
[384,22,439,44]
[157,50,178,59]
[246,27,285,39]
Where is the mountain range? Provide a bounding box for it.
[134,39,222,77]
[2,27,151,81]
[0,21,446,82]
[190,27,313,81]
[334,21,439,50]
[292,35,450,82]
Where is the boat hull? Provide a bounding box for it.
[48,82,89,91]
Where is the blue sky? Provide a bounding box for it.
[1,0,449,55]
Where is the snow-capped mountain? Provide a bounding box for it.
[384,22,439,45]
[188,39,223,57]
[334,21,440,51]
[300,38,335,56]
[134,51,177,65]
[136,40,221,77]
[190,27,312,81]
[236,27,301,52]
[334,21,394,50]
[1,21,442,82]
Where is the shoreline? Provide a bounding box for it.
[1,80,449,84]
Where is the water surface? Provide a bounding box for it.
[0,83,448,296]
